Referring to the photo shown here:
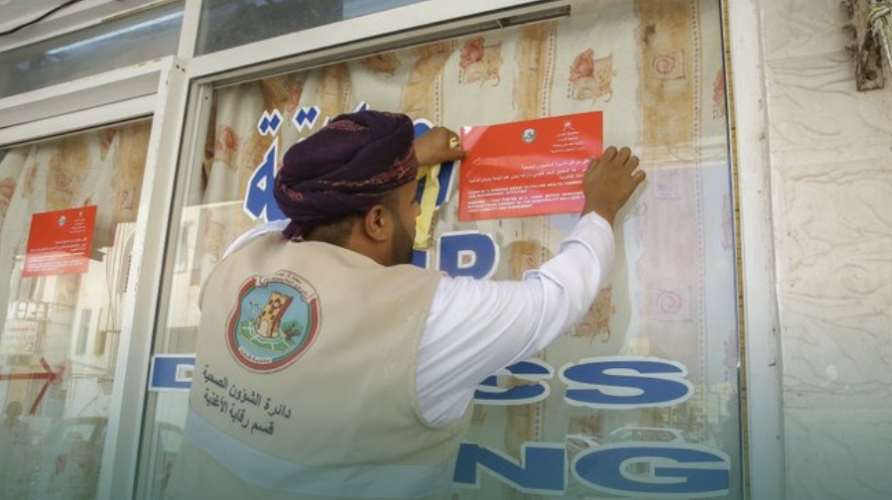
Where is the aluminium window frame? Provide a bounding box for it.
[0,0,180,54]
[724,0,785,498]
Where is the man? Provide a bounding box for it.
[0,401,34,499]
[167,110,644,500]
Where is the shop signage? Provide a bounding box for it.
[23,206,97,278]
[459,112,603,221]
[149,354,196,392]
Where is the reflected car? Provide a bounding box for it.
[604,426,688,477]
[32,416,183,500]
[607,426,686,443]
[33,417,107,500]
[564,433,602,496]
[565,433,600,463]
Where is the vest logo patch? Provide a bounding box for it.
[227,271,321,372]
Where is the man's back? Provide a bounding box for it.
[167,235,470,500]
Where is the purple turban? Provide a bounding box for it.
[274,111,419,240]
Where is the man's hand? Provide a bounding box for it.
[414,126,466,166]
[581,146,645,226]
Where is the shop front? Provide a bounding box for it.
[0,1,779,499]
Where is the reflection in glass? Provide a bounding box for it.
[0,2,183,98]
[0,120,152,500]
[151,0,742,498]
[196,0,430,55]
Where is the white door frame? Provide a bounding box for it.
[724,0,785,498]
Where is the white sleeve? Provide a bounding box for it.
[222,219,290,259]
[416,212,615,426]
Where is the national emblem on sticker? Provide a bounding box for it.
[522,128,536,143]
[227,271,321,372]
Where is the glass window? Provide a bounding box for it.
[0,2,183,98]
[196,0,432,55]
[0,119,153,500]
[148,0,742,498]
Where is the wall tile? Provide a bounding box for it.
[761,0,852,60]
[771,158,892,407]
[785,408,892,500]
[765,55,892,168]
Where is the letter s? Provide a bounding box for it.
[559,357,693,409]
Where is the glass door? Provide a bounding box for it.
[144,0,744,498]
[0,119,153,500]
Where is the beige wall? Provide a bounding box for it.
[760,0,892,498]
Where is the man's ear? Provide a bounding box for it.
[362,204,390,242]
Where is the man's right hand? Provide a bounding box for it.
[581,146,645,226]
[414,126,466,166]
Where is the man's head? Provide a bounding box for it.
[4,401,23,421]
[274,111,420,266]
